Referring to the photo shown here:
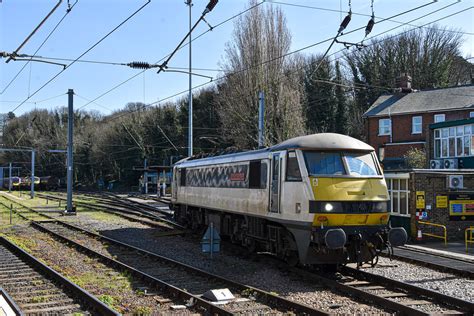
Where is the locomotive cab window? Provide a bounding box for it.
[303,151,381,177]
[303,152,345,175]
[286,151,302,181]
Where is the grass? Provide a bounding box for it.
[86,211,121,222]
[98,294,116,307]
[5,234,38,253]
[133,306,153,315]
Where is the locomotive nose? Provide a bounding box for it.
[388,227,408,247]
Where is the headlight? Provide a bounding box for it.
[324,203,334,211]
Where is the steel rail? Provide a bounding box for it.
[341,266,474,314]
[36,192,181,229]
[29,221,233,316]
[0,287,23,316]
[0,236,118,316]
[31,219,327,315]
[1,196,328,314]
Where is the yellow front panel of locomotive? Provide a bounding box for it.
[310,177,389,201]
[310,177,389,227]
[312,213,389,226]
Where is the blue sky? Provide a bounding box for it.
[1,0,473,117]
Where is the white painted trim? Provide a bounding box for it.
[384,141,426,146]
[384,173,410,179]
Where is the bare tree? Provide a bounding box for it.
[216,0,305,149]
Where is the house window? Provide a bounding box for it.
[387,178,410,216]
[434,114,445,123]
[434,124,474,158]
[470,112,474,118]
[379,119,391,136]
[412,116,422,134]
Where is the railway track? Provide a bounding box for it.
[0,236,117,316]
[30,219,327,315]
[1,195,329,314]
[36,192,182,230]
[5,194,473,314]
[388,245,474,278]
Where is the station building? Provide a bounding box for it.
[363,79,474,240]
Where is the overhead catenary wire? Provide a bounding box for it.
[9,0,151,114]
[78,0,438,114]
[1,0,79,95]
[268,0,474,36]
[76,1,265,111]
[106,3,470,124]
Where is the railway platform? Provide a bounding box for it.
[393,242,474,276]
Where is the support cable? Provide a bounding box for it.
[1,0,78,94]
[106,4,469,123]
[9,0,151,113]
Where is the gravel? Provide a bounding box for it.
[78,220,390,315]
[360,257,474,303]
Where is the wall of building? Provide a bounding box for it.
[367,109,473,160]
[409,170,474,241]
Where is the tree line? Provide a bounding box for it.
[1,1,471,189]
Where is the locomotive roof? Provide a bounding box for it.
[269,133,374,151]
[175,133,373,167]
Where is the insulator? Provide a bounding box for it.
[128,61,151,69]
[203,0,218,14]
[206,0,218,12]
[338,11,352,33]
[365,17,375,36]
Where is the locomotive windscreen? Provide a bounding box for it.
[303,151,381,177]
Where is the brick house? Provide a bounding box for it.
[363,79,474,241]
[363,81,474,169]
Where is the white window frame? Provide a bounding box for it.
[470,112,474,118]
[434,124,474,158]
[379,119,391,136]
[385,176,410,217]
[412,116,422,134]
[434,114,445,123]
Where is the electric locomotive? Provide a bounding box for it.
[171,133,407,266]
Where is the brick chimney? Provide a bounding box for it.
[396,73,412,93]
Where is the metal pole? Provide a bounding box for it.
[8,162,12,192]
[30,150,35,199]
[66,89,74,212]
[144,158,148,194]
[187,0,193,157]
[258,91,265,148]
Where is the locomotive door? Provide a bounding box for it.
[270,153,281,213]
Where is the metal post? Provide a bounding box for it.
[187,0,193,157]
[8,162,12,192]
[258,91,265,148]
[144,158,148,194]
[66,89,74,213]
[10,204,12,225]
[30,150,35,199]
